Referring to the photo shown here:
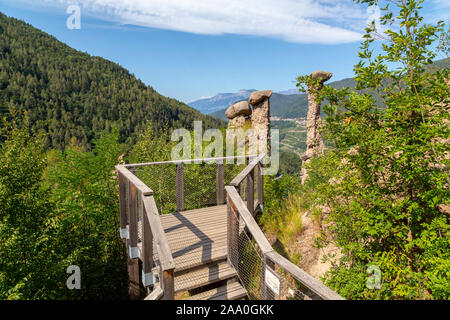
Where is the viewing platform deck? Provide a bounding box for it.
[116,155,344,300]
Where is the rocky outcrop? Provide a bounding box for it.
[225,100,251,119]
[249,90,272,105]
[224,91,273,156]
[226,100,251,129]
[301,71,332,184]
[249,90,272,156]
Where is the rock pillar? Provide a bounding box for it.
[249,90,272,156]
[301,71,332,184]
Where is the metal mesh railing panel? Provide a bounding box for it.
[183,162,217,211]
[228,205,263,300]
[135,164,177,215]
[270,262,319,300]
[134,161,249,215]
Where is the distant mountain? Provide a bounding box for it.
[188,88,304,117]
[207,78,356,121]
[187,89,257,114]
[277,89,300,95]
[0,12,224,150]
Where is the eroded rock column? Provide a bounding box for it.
[249,90,272,156]
[226,100,251,129]
[301,71,332,184]
[226,100,252,154]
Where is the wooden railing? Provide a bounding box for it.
[225,155,344,300]
[116,153,343,300]
[116,165,175,300]
[115,155,254,300]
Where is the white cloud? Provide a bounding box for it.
[46,0,368,44]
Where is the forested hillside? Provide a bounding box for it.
[0,12,224,150]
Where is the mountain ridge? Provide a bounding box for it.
[0,12,224,150]
[205,77,356,121]
[205,58,448,121]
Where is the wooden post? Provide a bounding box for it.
[247,168,254,215]
[128,182,137,248]
[257,161,263,208]
[162,269,175,300]
[127,182,140,298]
[141,195,153,288]
[227,195,239,269]
[127,240,141,300]
[176,163,184,212]
[216,161,224,205]
[118,172,128,240]
[128,182,138,256]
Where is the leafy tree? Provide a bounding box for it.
[0,121,60,299]
[0,114,129,299]
[297,0,449,299]
[45,130,129,299]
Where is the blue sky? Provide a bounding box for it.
[0,0,448,103]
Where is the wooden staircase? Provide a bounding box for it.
[138,205,247,300]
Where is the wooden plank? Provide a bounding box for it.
[186,282,247,300]
[174,261,236,293]
[265,251,344,300]
[230,154,264,186]
[134,204,228,272]
[118,171,127,229]
[162,269,175,300]
[164,229,227,245]
[144,286,163,300]
[225,186,272,254]
[159,206,227,225]
[227,200,239,268]
[141,197,153,277]
[160,210,226,226]
[143,196,176,271]
[257,162,263,207]
[128,182,138,249]
[155,246,228,273]
[115,165,153,196]
[135,204,230,273]
[137,219,227,244]
[161,204,227,218]
[126,239,141,299]
[168,238,227,260]
[159,236,228,260]
[247,168,254,214]
[162,217,227,233]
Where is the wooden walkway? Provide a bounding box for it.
[117,155,344,300]
[147,205,228,272]
[137,205,246,299]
